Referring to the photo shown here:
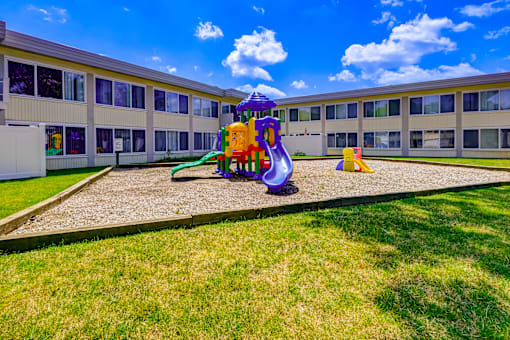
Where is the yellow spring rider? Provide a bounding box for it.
[336,147,374,173]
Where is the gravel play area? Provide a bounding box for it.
[12,160,510,235]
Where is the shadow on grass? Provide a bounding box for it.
[305,186,510,338]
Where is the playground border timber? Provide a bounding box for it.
[364,157,510,172]
[1,179,509,253]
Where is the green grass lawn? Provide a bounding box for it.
[1,186,509,339]
[372,157,510,167]
[0,167,104,219]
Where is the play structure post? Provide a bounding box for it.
[255,151,260,175]
[240,110,244,124]
[247,108,251,121]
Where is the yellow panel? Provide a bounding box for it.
[327,148,342,156]
[409,114,456,129]
[95,106,146,127]
[462,112,510,128]
[363,117,402,130]
[326,119,358,132]
[288,121,321,134]
[193,117,219,131]
[153,113,189,130]
[6,96,87,124]
[46,157,88,170]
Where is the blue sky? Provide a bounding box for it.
[1,0,510,98]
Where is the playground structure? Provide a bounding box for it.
[336,147,374,173]
[171,92,294,193]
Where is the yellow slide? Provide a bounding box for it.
[354,159,374,173]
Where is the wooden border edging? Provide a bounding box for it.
[0,167,113,236]
[365,157,510,172]
[1,180,509,253]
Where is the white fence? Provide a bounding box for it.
[0,124,46,180]
[282,135,324,156]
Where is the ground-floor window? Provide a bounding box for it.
[410,129,455,149]
[45,125,86,156]
[154,130,189,152]
[363,131,400,149]
[327,132,358,148]
[463,128,510,149]
[193,132,216,151]
[96,127,146,154]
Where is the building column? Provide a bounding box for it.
[401,96,409,156]
[455,91,462,157]
[285,108,289,136]
[0,54,5,125]
[146,86,154,162]
[189,94,194,157]
[321,103,326,155]
[358,100,363,148]
[86,73,95,167]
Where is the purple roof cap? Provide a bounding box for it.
[236,91,277,112]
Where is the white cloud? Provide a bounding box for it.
[207,72,214,77]
[342,14,463,71]
[123,7,130,12]
[372,11,397,28]
[452,21,475,32]
[223,28,287,81]
[373,63,483,85]
[152,56,162,62]
[28,5,68,23]
[291,80,308,89]
[194,65,199,71]
[484,26,510,39]
[165,65,177,73]
[505,55,510,60]
[194,21,224,40]
[381,0,404,7]
[236,84,286,98]
[253,5,265,14]
[328,70,358,82]
[471,53,477,62]
[459,0,510,17]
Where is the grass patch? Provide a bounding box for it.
[1,186,509,338]
[372,157,510,167]
[0,167,104,219]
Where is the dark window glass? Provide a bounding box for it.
[45,125,64,156]
[463,129,479,148]
[64,72,84,102]
[96,128,113,153]
[440,130,455,148]
[347,133,358,147]
[155,131,166,152]
[132,85,145,109]
[336,133,346,148]
[179,94,188,114]
[289,108,299,121]
[66,127,86,155]
[501,90,510,110]
[114,81,130,107]
[212,101,219,118]
[389,132,401,148]
[132,130,146,152]
[273,109,279,118]
[115,129,131,153]
[154,90,165,111]
[179,132,189,150]
[222,104,229,114]
[364,132,375,148]
[347,103,358,119]
[8,61,35,96]
[364,102,374,118]
[440,94,454,113]
[480,90,499,111]
[327,133,335,148]
[463,93,479,112]
[501,129,510,148]
[326,105,335,120]
[37,66,62,99]
[194,132,203,150]
[230,105,237,115]
[311,106,321,120]
[410,97,423,115]
[233,110,240,122]
[389,99,400,116]
[410,131,423,149]
[96,78,112,105]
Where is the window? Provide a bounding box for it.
[179,95,188,114]
[410,129,455,149]
[222,104,230,114]
[389,99,400,116]
[480,129,499,149]
[424,95,439,114]
[37,66,63,99]
[463,93,479,112]
[64,72,84,102]
[348,133,358,147]
[167,131,179,152]
[96,128,113,154]
[115,129,131,153]
[65,127,86,155]
[167,92,178,113]
[336,133,346,148]
[194,132,202,150]
[440,94,455,113]
[96,78,112,105]
[212,101,219,118]
[364,132,375,148]
[132,130,146,153]
[375,100,388,117]
[480,90,499,111]
[193,97,201,116]
[155,131,166,152]
[202,99,212,117]
[299,107,310,121]
[179,132,189,151]
[326,103,358,120]
[364,102,374,118]
[279,109,286,122]
[389,132,401,148]
[375,131,389,148]
[463,130,479,148]
[501,129,510,148]
[289,108,299,122]
[364,131,400,149]
[348,103,358,119]
[45,126,64,156]
[463,128,510,149]
[192,98,218,117]
[8,61,35,96]
[423,130,440,148]
[326,105,335,120]
[410,131,423,149]
[154,90,166,111]
[131,85,145,109]
[410,97,423,115]
[114,81,130,108]
[327,133,335,148]
[501,90,510,110]
[336,104,346,119]
[327,132,357,148]
[193,132,216,150]
[440,130,455,148]
[311,106,321,120]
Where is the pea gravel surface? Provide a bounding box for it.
[12,160,510,234]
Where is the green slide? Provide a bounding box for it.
[171,151,224,175]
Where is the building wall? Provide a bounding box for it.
[7,96,87,124]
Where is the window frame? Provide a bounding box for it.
[363,98,401,119]
[193,130,217,151]
[325,102,358,120]
[94,125,147,156]
[192,96,219,119]
[409,93,456,116]
[362,130,402,150]
[462,88,510,113]
[408,129,456,150]
[327,131,358,148]
[288,106,321,122]
[153,129,190,154]
[94,75,146,111]
[462,127,510,150]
